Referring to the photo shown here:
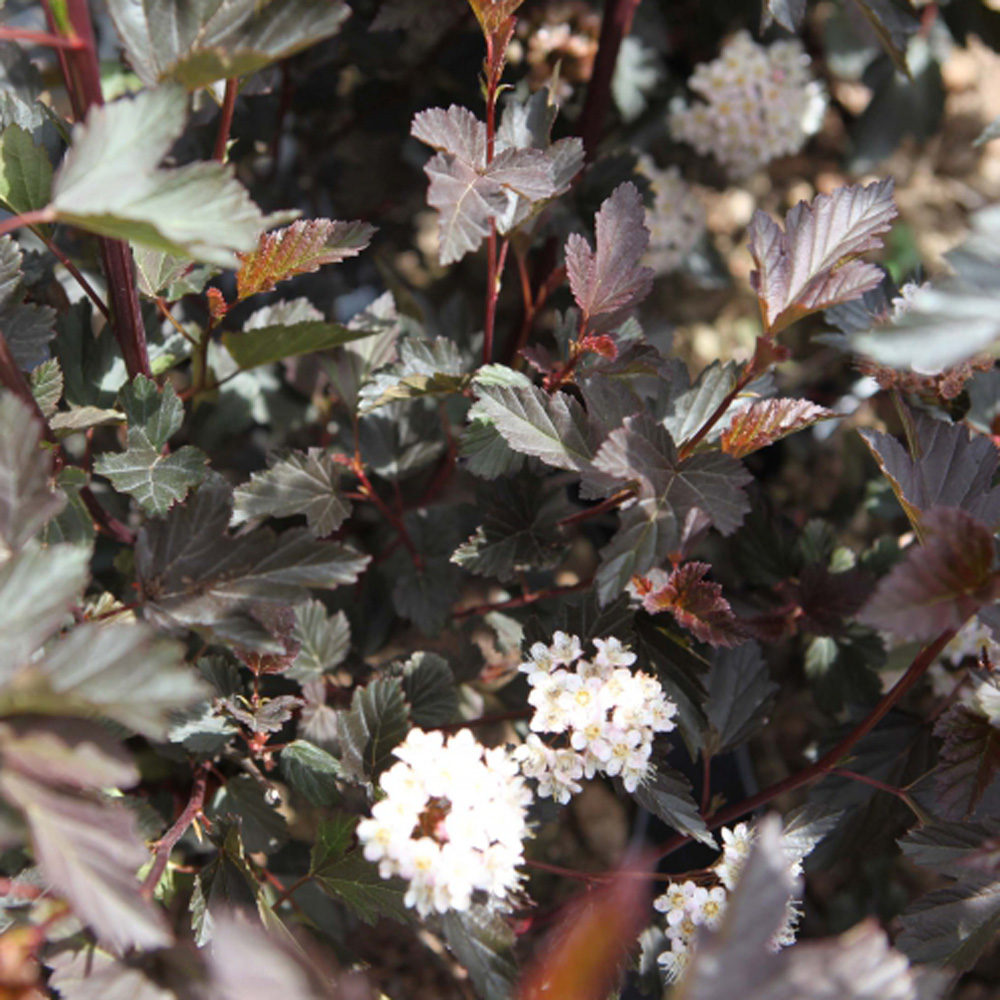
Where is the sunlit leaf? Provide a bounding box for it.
[721,398,835,458]
[565,182,654,332]
[0,123,52,213]
[748,178,897,335]
[338,677,409,782]
[280,740,343,808]
[236,218,375,300]
[401,651,458,727]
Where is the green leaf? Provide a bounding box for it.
[0,544,89,680]
[401,652,458,727]
[133,245,218,299]
[358,336,469,412]
[288,600,351,681]
[631,761,713,845]
[119,374,183,450]
[0,771,170,952]
[223,319,374,371]
[310,815,411,925]
[30,358,63,417]
[94,432,208,517]
[4,621,207,739]
[232,449,352,536]
[338,677,409,782]
[106,0,351,90]
[470,377,595,473]
[50,87,291,268]
[280,740,344,807]
[0,124,52,213]
[0,392,66,551]
[1,304,57,371]
[191,820,261,946]
[210,774,288,854]
[441,906,519,1000]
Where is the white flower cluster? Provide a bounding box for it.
[357,728,531,917]
[669,30,827,178]
[639,155,706,274]
[654,822,807,982]
[513,633,677,802]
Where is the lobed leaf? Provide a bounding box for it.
[564,182,654,331]
[721,398,836,458]
[118,374,183,451]
[934,705,1000,821]
[358,336,468,412]
[50,87,291,268]
[107,0,350,90]
[289,600,351,681]
[748,178,897,335]
[859,507,999,640]
[637,561,746,647]
[0,393,65,551]
[401,651,458,727]
[236,218,375,300]
[338,677,410,781]
[860,411,1000,530]
[310,815,410,924]
[702,641,779,755]
[232,449,352,536]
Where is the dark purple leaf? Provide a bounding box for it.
[748,179,897,335]
[860,412,1000,529]
[859,507,999,641]
[702,642,779,755]
[934,705,1000,820]
[565,182,654,331]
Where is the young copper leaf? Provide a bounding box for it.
[859,507,999,641]
[721,398,836,458]
[466,0,525,35]
[564,182,654,332]
[860,411,1000,530]
[106,0,350,91]
[934,705,1000,821]
[232,449,352,536]
[637,562,745,646]
[50,87,292,268]
[747,178,897,335]
[236,219,375,300]
[411,105,557,264]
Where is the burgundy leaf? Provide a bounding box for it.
[721,398,836,458]
[860,412,1000,530]
[935,704,1000,820]
[236,219,375,300]
[565,182,654,331]
[637,561,746,647]
[859,507,1000,640]
[748,178,897,334]
[411,105,563,264]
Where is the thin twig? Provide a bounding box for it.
[30,225,111,323]
[0,26,86,50]
[141,766,210,899]
[452,578,593,620]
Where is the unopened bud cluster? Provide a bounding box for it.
[513,633,677,801]
[640,156,706,274]
[357,728,531,917]
[654,822,808,982]
[669,30,827,178]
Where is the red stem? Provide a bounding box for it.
[677,364,756,462]
[654,627,957,860]
[482,33,501,365]
[213,79,239,162]
[30,225,111,323]
[452,578,593,620]
[141,766,210,899]
[0,27,85,50]
[55,0,151,380]
[557,488,635,528]
[0,209,57,239]
[577,0,643,160]
[0,329,55,442]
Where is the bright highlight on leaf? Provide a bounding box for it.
[49,87,291,268]
[747,178,897,335]
[721,397,836,458]
[236,219,376,300]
